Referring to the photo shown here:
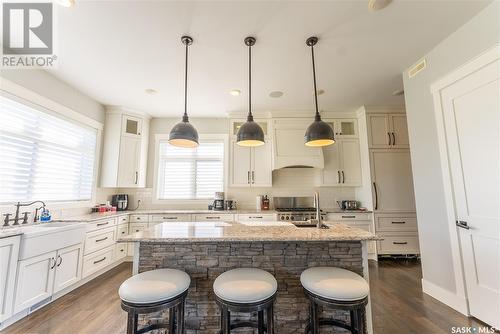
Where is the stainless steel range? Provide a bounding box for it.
[273,196,324,225]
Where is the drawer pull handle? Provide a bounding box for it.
[135,217,141,220]
[393,242,408,245]
[93,257,106,264]
[120,249,124,252]
[342,215,356,219]
[249,216,263,219]
[164,217,177,220]
[135,230,140,232]
[97,222,109,226]
[206,216,220,219]
[96,237,108,242]
[121,231,126,234]
[391,221,406,224]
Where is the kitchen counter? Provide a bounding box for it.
[125,221,377,333]
[0,228,23,239]
[119,221,379,243]
[53,209,276,222]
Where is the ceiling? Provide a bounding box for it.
[48,0,491,117]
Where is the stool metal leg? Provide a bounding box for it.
[176,298,186,334]
[222,307,231,334]
[310,301,319,334]
[127,312,138,334]
[266,304,274,334]
[257,310,264,334]
[169,306,176,334]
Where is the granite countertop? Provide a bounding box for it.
[52,210,277,222]
[118,221,381,243]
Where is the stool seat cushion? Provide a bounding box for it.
[300,267,369,301]
[119,269,190,304]
[214,268,277,304]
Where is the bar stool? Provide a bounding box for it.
[213,268,277,334]
[300,267,369,334]
[119,269,190,334]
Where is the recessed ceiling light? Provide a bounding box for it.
[392,89,404,96]
[269,91,284,98]
[368,0,392,11]
[229,89,241,96]
[55,0,75,7]
[145,88,158,95]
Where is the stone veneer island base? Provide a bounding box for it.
[120,221,379,334]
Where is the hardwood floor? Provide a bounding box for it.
[2,260,487,334]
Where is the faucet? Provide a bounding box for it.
[314,192,322,228]
[2,201,46,227]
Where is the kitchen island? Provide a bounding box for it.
[119,221,379,334]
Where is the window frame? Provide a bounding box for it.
[0,80,102,209]
[152,133,228,204]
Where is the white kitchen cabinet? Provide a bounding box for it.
[52,244,83,293]
[101,109,149,188]
[367,113,409,148]
[82,246,114,279]
[324,119,358,138]
[0,235,20,322]
[149,214,192,222]
[14,251,57,313]
[325,213,376,258]
[322,139,362,187]
[192,213,234,222]
[237,213,277,221]
[370,149,416,212]
[230,139,272,187]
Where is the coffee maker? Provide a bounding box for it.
[213,192,225,211]
[111,194,129,211]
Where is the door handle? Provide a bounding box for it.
[337,171,341,184]
[373,182,378,210]
[50,257,56,269]
[341,171,345,184]
[388,132,391,146]
[247,171,250,184]
[57,255,62,267]
[456,220,470,230]
[135,171,138,185]
[252,171,255,184]
[391,132,396,146]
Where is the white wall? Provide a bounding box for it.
[402,1,499,300]
[119,117,356,210]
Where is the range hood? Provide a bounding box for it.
[272,120,324,170]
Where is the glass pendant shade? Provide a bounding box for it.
[236,36,265,147]
[169,35,199,148]
[304,36,335,147]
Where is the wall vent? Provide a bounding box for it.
[408,58,426,78]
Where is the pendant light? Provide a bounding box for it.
[304,36,335,147]
[169,36,199,148]
[236,36,265,147]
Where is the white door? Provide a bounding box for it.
[367,114,390,148]
[251,140,272,187]
[0,236,20,322]
[322,141,341,186]
[53,244,83,293]
[230,140,251,187]
[340,139,362,186]
[117,136,141,187]
[14,251,56,313]
[390,114,410,148]
[440,58,499,328]
[370,149,416,212]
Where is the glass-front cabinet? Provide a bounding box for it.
[324,119,358,138]
[231,120,269,136]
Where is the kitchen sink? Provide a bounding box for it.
[37,222,79,227]
[294,224,329,229]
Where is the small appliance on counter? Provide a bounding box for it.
[337,200,359,211]
[261,195,270,210]
[213,192,225,211]
[112,194,129,211]
[225,200,236,211]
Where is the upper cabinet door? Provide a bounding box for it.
[335,119,358,138]
[340,139,362,186]
[117,136,141,187]
[251,140,272,187]
[230,140,252,187]
[122,115,142,137]
[367,114,391,148]
[390,114,410,148]
[370,149,416,212]
[322,141,341,186]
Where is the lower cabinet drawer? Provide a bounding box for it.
[82,246,114,278]
[237,213,276,221]
[115,243,127,260]
[377,234,420,255]
[88,218,117,231]
[376,216,417,232]
[130,214,149,223]
[118,215,129,225]
[192,214,234,222]
[129,223,149,234]
[150,214,191,222]
[116,224,129,239]
[327,212,372,221]
[84,226,115,255]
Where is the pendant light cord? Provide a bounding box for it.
[248,42,253,121]
[310,43,320,121]
[183,41,189,122]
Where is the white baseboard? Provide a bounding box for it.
[421,278,469,315]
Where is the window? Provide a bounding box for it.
[157,139,224,200]
[0,94,98,203]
